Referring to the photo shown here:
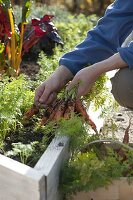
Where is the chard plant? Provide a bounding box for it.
[0,0,63,76]
[0,0,32,76]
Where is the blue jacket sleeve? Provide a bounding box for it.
[118,42,133,69]
[59,0,133,75]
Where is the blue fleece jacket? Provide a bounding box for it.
[59,0,133,75]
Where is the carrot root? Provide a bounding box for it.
[24,105,39,120]
[75,99,98,135]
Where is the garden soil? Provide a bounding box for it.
[20,61,40,78]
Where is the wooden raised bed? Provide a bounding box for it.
[0,136,69,200]
[72,141,133,200]
[73,178,133,200]
[1,136,133,200]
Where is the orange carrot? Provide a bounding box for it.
[64,100,75,119]
[40,116,48,126]
[44,106,54,118]
[53,100,66,121]
[40,105,56,125]
[75,99,98,135]
[24,105,39,120]
[44,104,60,123]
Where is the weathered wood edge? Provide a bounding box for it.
[0,154,44,200]
[35,136,69,200]
[0,136,69,200]
[72,177,133,200]
[0,153,42,181]
[0,146,46,200]
[0,136,69,179]
[34,136,69,175]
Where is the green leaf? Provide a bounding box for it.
[22,0,32,22]
[0,43,5,54]
[1,0,12,9]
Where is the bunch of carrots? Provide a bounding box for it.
[24,98,98,135]
[24,93,133,168]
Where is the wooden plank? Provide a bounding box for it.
[0,154,42,180]
[38,176,46,200]
[72,178,133,200]
[72,184,119,200]
[0,136,68,200]
[0,154,44,200]
[35,136,69,200]
[118,178,133,200]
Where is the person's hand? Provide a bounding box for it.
[66,53,128,99]
[34,78,59,106]
[67,64,101,98]
[34,66,73,106]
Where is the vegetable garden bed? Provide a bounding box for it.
[0,136,69,200]
[1,136,133,200]
[1,2,133,200]
[71,140,133,200]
